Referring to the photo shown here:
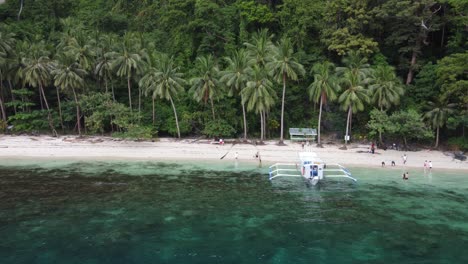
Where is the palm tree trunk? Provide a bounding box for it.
[71,88,81,136]
[104,78,108,93]
[138,87,141,117]
[279,72,287,145]
[210,97,215,121]
[111,81,116,102]
[127,75,132,112]
[0,81,6,122]
[0,96,6,122]
[435,126,439,148]
[242,100,248,141]
[39,84,57,136]
[152,97,155,125]
[17,0,24,20]
[344,107,352,146]
[317,95,323,147]
[8,80,17,114]
[39,86,44,110]
[379,107,383,145]
[169,96,180,138]
[260,111,264,142]
[56,87,64,130]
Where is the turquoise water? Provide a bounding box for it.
[0,160,467,263]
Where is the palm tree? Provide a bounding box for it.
[95,51,114,94]
[139,52,162,125]
[369,65,404,111]
[189,55,222,121]
[95,33,117,100]
[52,59,87,136]
[337,51,372,147]
[242,66,277,142]
[267,37,305,145]
[63,35,95,73]
[244,29,275,67]
[141,54,186,138]
[424,100,456,148]
[338,70,370,147]
[0,30,15,122]
[308,61,339,147]
[369,65,404,144]
[220,49,253,141]
[109,45,144,112]
[0,31,15,57]
[21,54,57,136]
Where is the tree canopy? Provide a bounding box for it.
[0,0,465,149]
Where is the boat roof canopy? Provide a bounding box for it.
[299,152,323,163]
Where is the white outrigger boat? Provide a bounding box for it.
[269,152,357,185]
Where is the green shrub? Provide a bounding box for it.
[7,110,50,132]
[112,125,156,140]
[203,119,236,138]
[0,120,7,133]
[448,137,468,151]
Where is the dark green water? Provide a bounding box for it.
[1,160,467,264]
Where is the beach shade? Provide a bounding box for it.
[289,128,317,141]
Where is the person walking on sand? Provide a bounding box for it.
[402,154,407,165]
[424,160,428,172]
[235,152,238,159]
[371,142,375,154]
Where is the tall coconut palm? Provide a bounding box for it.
[139,52,162,125]
[64,35,95,73]
[109,45,144,112]
[220,49,253,141]
[338,70,370,147]
[308,61,339,147]
[244,29,275,68]
[267,37,305,145]
[95,33,117,100]
[189,55,222,121]
[242,66,277,141]
[369,65,404,111]
[52,60,87,136]
[95,51,114,94]
[21,54,57,136]
[0,30,15,122]
[142,54,186,138]
[337,51,372,147]
[369,65,404,144]
[424,100,456,148]
[0,31,15,58]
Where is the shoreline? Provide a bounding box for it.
[0,135,466,171]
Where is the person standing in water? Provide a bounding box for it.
[402,172,409,180]
[428,161,433,171]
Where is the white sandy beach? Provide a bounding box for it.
[0,135,466,171]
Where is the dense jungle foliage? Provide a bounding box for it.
[0,0,466,149]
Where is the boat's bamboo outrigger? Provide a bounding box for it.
[269,152,357,185]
